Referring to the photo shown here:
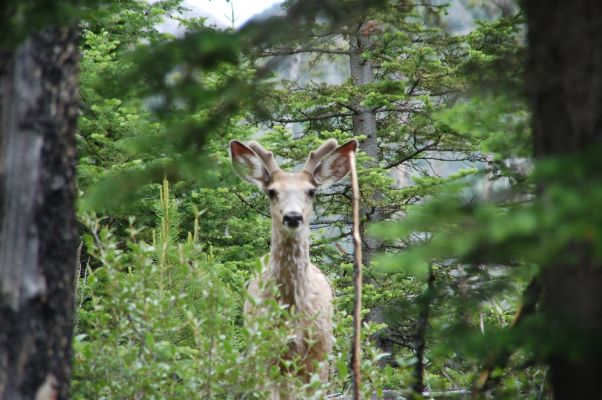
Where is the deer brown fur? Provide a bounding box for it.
[230,139,357,388]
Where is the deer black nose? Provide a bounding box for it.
[283,212,303,228]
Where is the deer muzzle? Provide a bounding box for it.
[282,212,303,228]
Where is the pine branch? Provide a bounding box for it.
[383,142,439,170]
[230,190,270,218]
[255,47,351,57]
[271,111,354,123]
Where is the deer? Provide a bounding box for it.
[229,138,357,392]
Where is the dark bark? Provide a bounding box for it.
[525,1,602,398]
[411,264,434,398]
[0,27,79,400]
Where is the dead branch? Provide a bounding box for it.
[350,150,363,399]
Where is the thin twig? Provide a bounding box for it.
[537,367,548,400]
[73,241,83,331]
[231,190,270,218]
[350,150,363,399]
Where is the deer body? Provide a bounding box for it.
[231,139,357,386]
[246,215,333,380]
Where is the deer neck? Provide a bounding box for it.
[269,224,311,307]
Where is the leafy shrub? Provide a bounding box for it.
[72,180,386,399]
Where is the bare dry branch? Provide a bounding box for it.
[350,150,363,399]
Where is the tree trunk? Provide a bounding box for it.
[0,27,79,400]
[525,1,602,398]
[348,23,381,268]
[349,20,398,367]
[411,264,434,397]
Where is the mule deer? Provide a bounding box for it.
[230,138,357,386]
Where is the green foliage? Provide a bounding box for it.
[359,6,554,397]
[73,181,391,398]
[68,0,556,398]
[73,182,244,398]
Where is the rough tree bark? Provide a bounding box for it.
[348,21,381,267]
[0,27,79,400]
[525,1,602,398]
[348,19,396,367]
[348,20,398,366]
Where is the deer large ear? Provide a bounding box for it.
[230,140,271,187]
[313,140,358,187]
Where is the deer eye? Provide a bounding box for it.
[308,189,316,198]
[267,189,277,199]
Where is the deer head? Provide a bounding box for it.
[230,139,358,233]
